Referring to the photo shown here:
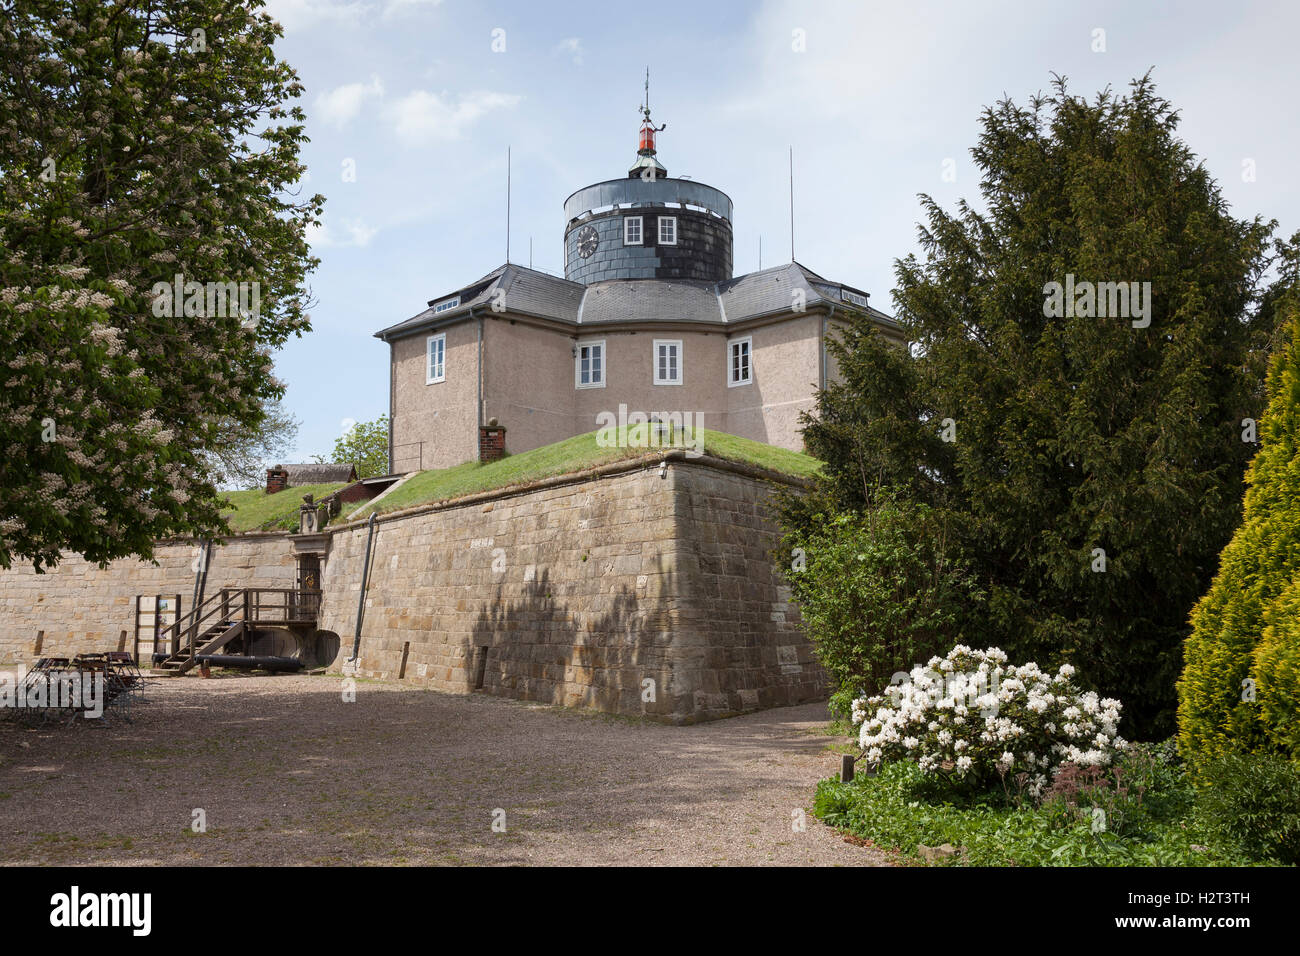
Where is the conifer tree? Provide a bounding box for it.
[793,75,1277,737]
[1179,266,1300,764]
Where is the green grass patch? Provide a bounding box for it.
[220,483,346,532]
[814,758,1273,867]
[351,428,822,518]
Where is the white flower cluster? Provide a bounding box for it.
[852,645,1125,796]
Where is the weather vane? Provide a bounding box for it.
[640,66,665,132]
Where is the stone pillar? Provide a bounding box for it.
[479,419,507,463]
[298,494,318,534]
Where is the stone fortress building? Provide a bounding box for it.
[376,95,903,473]
[0,93,911,724]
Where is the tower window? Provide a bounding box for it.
[426,332,446,384]
[658,216,677,245]
[654,340,682,385]
[623,216,643,245]
[728,336,752,387]
[576,340,605,388]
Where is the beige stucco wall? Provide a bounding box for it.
[390,320,480,471]
[725,314,823,452]
[386,307,901,468]
[571,328,730,438]
[482,318,575,455]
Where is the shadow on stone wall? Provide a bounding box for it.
[467,556,686,721]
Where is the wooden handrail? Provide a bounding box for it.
[156,588,324,660]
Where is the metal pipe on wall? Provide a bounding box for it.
[347,512,379,664]
[475,307,484,428]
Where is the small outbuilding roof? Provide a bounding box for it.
[280,463,357,485]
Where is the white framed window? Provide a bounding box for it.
[433,296,460,314]
[654,339,682,385]
[623,216,643,245]
[658,216,677,245]
[576,339,605,388]
[728,336,752,387]
[426,332,446,384]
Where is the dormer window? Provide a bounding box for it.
[658,216,677,245]
[433,296,460,314]
[623,216,643,245]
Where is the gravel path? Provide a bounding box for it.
[0,673,893,866]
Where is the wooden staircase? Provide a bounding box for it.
[154,620,246,674]
[152,587,321,675]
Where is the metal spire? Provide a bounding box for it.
[640,66,664,133]
[630,68,667,178]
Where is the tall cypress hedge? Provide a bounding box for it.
[1178,308,1300,765]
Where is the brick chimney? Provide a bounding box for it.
[479,419,507,463]
[266,464,288,494]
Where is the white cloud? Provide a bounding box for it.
[723,0,994,125]
[553,37,584,66]
[382,0,443,20]
[315,75,385,128]
[309,218,379,248]
[385,89,521,144]
[262,0,372,30]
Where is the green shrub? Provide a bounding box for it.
[1040,741,1193,839]
[1179,310,1300,765]
[827,686,858,722]
[1194,753,1300,864]
[781,492,979,705]
[1254,580,1300,757]
[1112,741,1196,828]
[814,754,1256,867]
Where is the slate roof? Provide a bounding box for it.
[374,261,898,341]
[282,463,357,485]
[578,277,720,325]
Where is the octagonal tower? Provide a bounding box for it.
[563,102,733,285]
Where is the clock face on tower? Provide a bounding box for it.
[577,225,599,258]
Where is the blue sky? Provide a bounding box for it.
[265,0,1300,464]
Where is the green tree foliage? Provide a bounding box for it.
[1179,278,1300,766]
[0,1,323,569]
[329,415,389,479]
[1193,753,1300,863]
[204,395,300,490]
[791,75,1278,738]
[782,493,979,716]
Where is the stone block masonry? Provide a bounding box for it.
[0,456,826,723]
[318,455,826,723]
[0,535,297,663]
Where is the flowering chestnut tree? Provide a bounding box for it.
[0,0,323,569]
[852,645,1126,797]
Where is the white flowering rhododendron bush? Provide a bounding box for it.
[851,646,1127,797]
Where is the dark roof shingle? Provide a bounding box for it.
[374,261,899,340]
[282,463,357,485]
